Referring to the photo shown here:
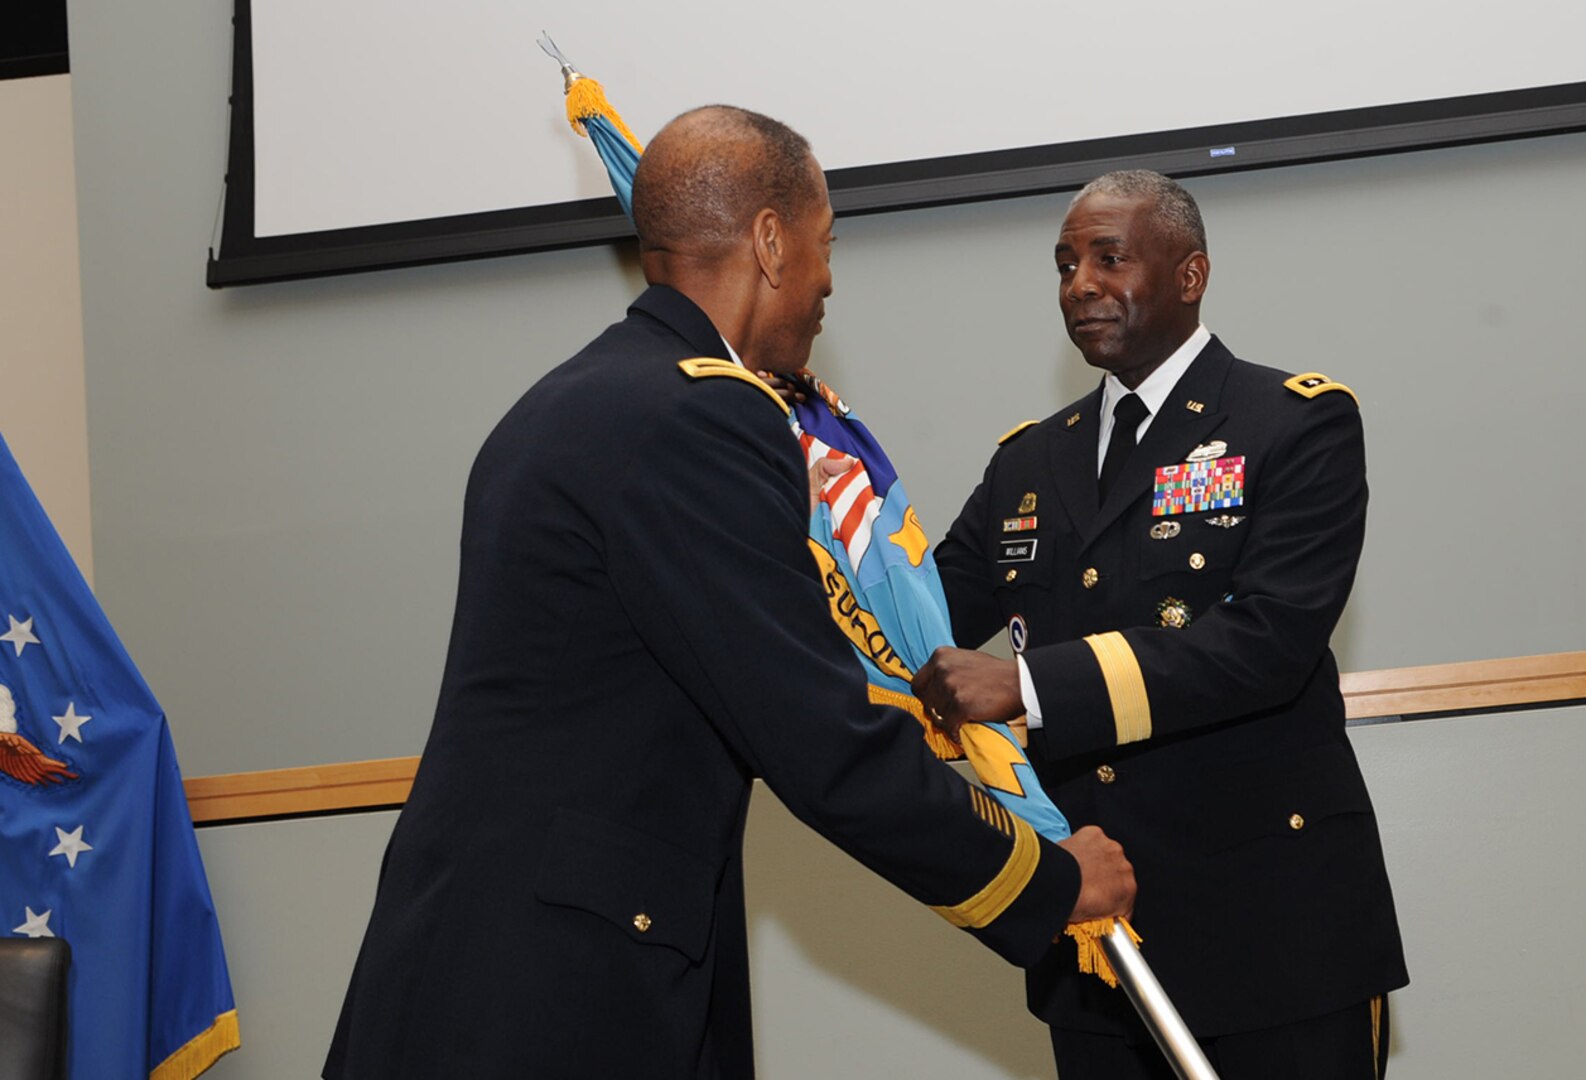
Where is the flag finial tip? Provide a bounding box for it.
[536,34,583,93]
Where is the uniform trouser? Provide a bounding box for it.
[1049,995,1389,1080]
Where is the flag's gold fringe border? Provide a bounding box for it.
[150,1009,239,1080]
[183,652,1586,825]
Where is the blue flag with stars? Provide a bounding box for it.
[0,433,238,1079]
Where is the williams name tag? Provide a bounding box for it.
[998,539,1039,563]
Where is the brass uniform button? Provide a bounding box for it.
[1005,568,1018,583]
[1096,764,1116,784]
[1081,567,1099,589]
[1288,814,1305,831]
[633,913,652,932]
[1189,552,1206,570]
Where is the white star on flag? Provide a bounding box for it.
[0,614,40,657]
[12,907,54,938]
[53,702,92,743]
[49,824,93,868]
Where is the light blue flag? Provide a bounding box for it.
[792,381,1071,842]
[551,55,1070,842]
[585,114,640,218]
[0,433,238,1080]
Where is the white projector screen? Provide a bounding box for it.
[211,0,1586,285]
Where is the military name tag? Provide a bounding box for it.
[997,538,1039,563]
[1152,455,1246,517]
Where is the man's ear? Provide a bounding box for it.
[1180,251,1210,304]
[751,207,784,288]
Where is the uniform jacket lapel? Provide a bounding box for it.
[1047,385,1105,538]
[1081,338,1236,552]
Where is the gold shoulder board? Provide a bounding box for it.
[676,358,791,416]
[1283,372,1359,406]
[998,420,1040,445]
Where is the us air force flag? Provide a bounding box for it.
[0,434,238,1079]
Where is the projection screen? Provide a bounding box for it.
[209,0,1586,286]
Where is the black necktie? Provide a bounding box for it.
[1098,393,1149,505]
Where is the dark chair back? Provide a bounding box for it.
[0,937,71,1080]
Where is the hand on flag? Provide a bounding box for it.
[1057,826,1137,925]
[808,454,857,515]
[912,645,1026,737]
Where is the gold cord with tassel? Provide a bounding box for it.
[563,76,644,153]
[1065,917,1143,988]
[868,684,966,761]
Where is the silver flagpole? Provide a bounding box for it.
[1099,920,1221,1080]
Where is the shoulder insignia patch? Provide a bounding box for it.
[1284,372,1359,406]
[677,358,791,416]
[998,420,1040,445]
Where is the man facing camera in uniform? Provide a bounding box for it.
[914,170,1408,1079]
[323,107,1135,1080]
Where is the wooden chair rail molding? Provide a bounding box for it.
[184,650,1586,826]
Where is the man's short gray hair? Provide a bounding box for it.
[1071,170,1206,253]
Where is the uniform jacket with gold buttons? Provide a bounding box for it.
[324,286,1082,1080]
[937,336,1408,1038]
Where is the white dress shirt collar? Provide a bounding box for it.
[1096,324,1212,472]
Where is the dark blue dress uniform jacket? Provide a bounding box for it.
[324,286,1082,1080]
[937,337,1408,1039]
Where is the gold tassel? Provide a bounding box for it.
[563,76,644,153]
[1064,917,1142,988]
[868,684,966,761]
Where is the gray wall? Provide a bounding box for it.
[67,0,1586,1076]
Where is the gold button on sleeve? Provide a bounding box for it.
[1288,814,1305,831]
[1096,764,1116,784]
[633,913,652,932]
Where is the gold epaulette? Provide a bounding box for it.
[998,420,1040,445]
[677,358,791,416]
[1283,372,1359,406]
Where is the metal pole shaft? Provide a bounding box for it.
[1099,920,1221,1080]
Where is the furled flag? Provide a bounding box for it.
[0,432,238,1080]
[539,36,1071,845]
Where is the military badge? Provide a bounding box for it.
[1157,597,1192,629]
[1008,614,1029,654]
[1184,440,1227,463]
[1152,456,1246,517]
[1018,492,1038,514]
[1205,514,1245,528]
[1149,521,1181,540]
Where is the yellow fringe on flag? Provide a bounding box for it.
[563,76,644,153]
[868,684,965,761]
[1065,917,1142,988]
[150,1009,240,1080]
